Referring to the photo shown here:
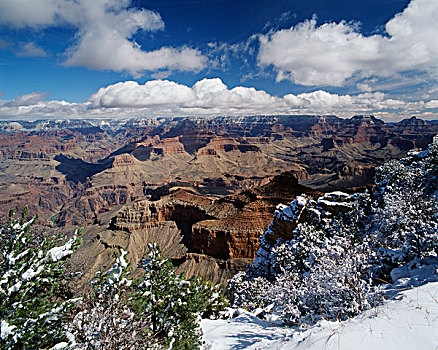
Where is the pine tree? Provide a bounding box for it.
[68,249,155,350]
[69,244,228,349]
[373,136,438,271]
[131,243,228,349]
[228,192,375,325]
[0,207,81,349]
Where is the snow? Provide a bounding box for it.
[48,245,73,262]
[316,191,353,209]
[408,149,429,158]
[22,265,44,281]
[47,235,77,262]
[202,282,438,350]
[1,320,16,340]
[389,257,438,290]
[274,196,309,222]
[276,204,288,212]
[325,191,351,198]
[119,249,128,268]
[49,342,68,349]
[317,198,351,207]
[202,312,291,350]
[106,249,132,286]
[7,281,22,295]
[6,249,30,265]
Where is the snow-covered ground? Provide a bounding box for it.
[202,281,438,350]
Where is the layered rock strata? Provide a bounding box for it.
[68,176,313,290]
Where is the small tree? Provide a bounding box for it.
[68,249,155,350]
[131,243,228,349]
[70,244,227,349]
[0,207,81,349]
[271,231,374,325]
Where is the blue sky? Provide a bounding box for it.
[0,0,437,120]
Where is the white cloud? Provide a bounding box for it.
[0,100,97,120]
[259,18,381,86]
[89,78,285,111]
[284,90,352,108]
[62,1,206,76]
[206,36,259,73]
[1,80,437,121]
[0,0,67,28]
[86,78,437,118]
[151,71,171,80]
[188,78,282,109]
[258,0,438,86]
[0,0,207,75]
[16,42,48,57]
[356,83,373,92]
[5,92,49,107]
[426,100,438,108]
[90,80,195,108]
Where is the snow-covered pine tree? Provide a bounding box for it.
[270,217,374,325]
[0,207,81,349]
[68,249,155,350]
[132,243,228,350]
[228,191,375,325]
[373,136,438,273]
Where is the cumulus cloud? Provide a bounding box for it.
[188,78,282,109]
[284,90,352,108]
[0,0,67,28]
[5,92,50,107]
[86,78,438,119]
[0,0,206,75]
[90,80,195,108]
[62,1,206,75]
[0,99,98,120]
[258,0,438,86]
[1,79,437,120]
[426,100,438,108]
[89,78,284,111]
[16,42,48,57]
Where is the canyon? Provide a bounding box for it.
[1,115,437,287]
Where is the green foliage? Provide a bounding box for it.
[131,244,228,349]
[69,245,227,349]
[0,207,81,349]
[69,250,156,350]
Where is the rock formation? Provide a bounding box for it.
[66,175,316,290]
[1,115,438,288]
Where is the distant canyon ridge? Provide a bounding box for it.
[1,115,437,288]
